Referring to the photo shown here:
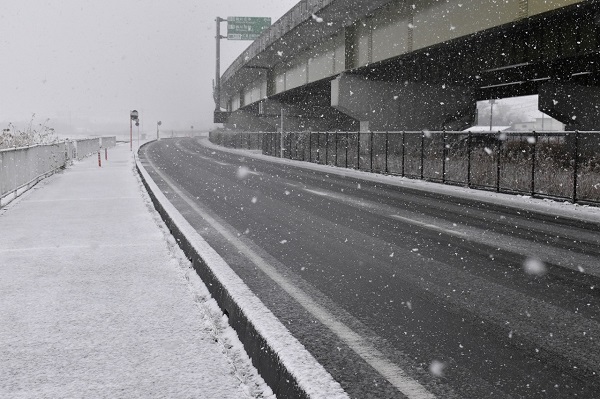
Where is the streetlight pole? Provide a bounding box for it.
[156,121,162,140]
[215,17,226,112]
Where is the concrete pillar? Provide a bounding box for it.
[538,83,600,131]
[331,73,476,131]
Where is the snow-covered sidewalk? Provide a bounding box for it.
[0,143,273,398]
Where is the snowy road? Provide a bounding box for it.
[140,137,600,398]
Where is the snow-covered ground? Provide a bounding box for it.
[0,143,274,398]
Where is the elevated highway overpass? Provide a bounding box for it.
[216,0,600,132]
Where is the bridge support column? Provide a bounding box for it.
[331,74,476,131]
[539,83,600,131]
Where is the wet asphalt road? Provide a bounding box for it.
[140,137,600,398]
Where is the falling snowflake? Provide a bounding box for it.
[523,258,547,276]
[236,166,249,179]
[429,360,446,377]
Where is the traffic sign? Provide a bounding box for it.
[227,17,271,40]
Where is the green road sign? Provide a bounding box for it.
[227,16,271,40]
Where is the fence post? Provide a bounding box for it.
[317,132,321,163]
[325,132,329,165]
[385,131,389,174]
[572,131,579,203]
[401,131,405,177]
[310,132,313,162]
[345,132,349,168]
[335,132,338,167]
[531,131,537,196]
[370,131,374,172]
[357,131,361,170]
[496,132,501,192]
[442,131,447,183]
[420,131,425,179]
[467,132,472,187]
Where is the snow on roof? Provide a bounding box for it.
[463,126,511,132]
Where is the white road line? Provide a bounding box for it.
[302,186,599,276]
[147,160,435,399]
[390,215,468,239]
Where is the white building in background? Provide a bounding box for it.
[463,126,511,133]
[510,117,564,132]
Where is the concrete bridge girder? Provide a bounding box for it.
[331,73,476,131]
[223,110,278,132]
[538,83,600,131]
[225,99,358,132]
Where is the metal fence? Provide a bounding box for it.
[210,130,600,204]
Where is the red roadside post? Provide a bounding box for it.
[98,151,101,167]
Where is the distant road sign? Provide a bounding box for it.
[227,17,271,40]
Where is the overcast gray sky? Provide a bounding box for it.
[0,0,297,135]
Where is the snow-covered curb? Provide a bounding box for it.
[201,138,600,224]
[135,149,348,399]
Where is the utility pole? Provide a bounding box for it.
[215,17,226,112]
[489,99,496,131]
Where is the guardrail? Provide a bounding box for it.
[1,136,117,206]
[209,130,600,205]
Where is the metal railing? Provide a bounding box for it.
[209,130,600,205]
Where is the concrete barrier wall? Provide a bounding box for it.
[0,143,68,204]
[74,138,100,160]
[0,136,115,207]
[135,143,348,399]
[100,136,117,148]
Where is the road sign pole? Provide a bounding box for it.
[215,17,224,112]
[129,116,132,151]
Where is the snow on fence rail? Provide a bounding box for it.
[0,136,117,206]
[209,130,600,205]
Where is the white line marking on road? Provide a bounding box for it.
[390,215,468,239]
[300,186,599,276]
[147,160,435,399]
